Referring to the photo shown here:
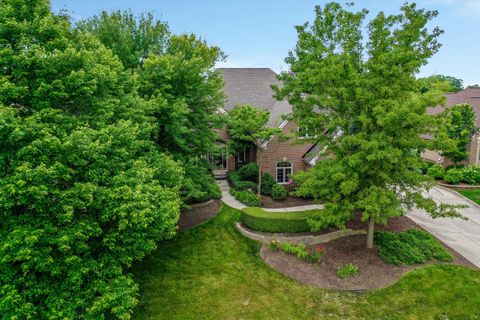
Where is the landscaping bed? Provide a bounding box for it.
[177,199,222,231]
[133,206,480,319]
[260,216,475,291]
[260,195,315,208]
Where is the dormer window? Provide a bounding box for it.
[298,126,318,138]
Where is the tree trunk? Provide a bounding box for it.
[257,147,262,196]
[366,217,375,248]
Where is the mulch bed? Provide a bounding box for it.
[261,195,315,208]
[177,199,222,231]
[260,213,476,291]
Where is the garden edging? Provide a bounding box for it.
[437,182,480,190]
[235,222,366,245]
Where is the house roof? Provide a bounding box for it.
[428,86,480,127]
[217,68,292,127]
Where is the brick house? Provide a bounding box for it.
[422,86,480,166]
[212,68,320,182]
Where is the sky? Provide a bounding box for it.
[51,0,480,86]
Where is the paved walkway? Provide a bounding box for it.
[216,180,323,211]
[407,186,480,268]
[217,180,246,210]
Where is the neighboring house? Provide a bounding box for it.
[422,86,480,166]
[212,68,319,183]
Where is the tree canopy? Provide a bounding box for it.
[275,2,461,248]
[0,0,222,318]
[82,10,225,203]
[438,103,477,163]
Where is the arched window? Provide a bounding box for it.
[276,161,292,184]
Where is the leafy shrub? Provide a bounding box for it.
[271,184,287,200]
[270,242,323,263]
[374,229,453,265]
[233,190,261,206]
[227,171,257,193]
[336,263,359,278]
[261,172,276,196]
[181,160,221,204]
[237,163,259,182]
[427,164,445,179]
[445,164,465,171]
[241,207,317,233]
[462,166,480,185]
[420,161,433,174]
[444,168,464,184]
[284,178,298,193]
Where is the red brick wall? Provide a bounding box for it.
[260,121,314,180]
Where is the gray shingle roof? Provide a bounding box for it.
[428,86,480,127]
[218,68,292,127]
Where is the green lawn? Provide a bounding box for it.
[458,189,480,205]
[132,205,480,320]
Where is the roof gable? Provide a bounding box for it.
[217,68,292,128]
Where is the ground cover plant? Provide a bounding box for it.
[374,229,453,265]
[231,189,261,206]
[241,207,318,233]
[132,205,480,319]
[269,241,323,263]
[337,263,359,278]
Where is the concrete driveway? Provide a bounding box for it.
[408,186,480,268]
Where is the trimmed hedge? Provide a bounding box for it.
[240,207,317,233]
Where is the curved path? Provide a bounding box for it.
[407,186,480,268]
[217,180,323,211]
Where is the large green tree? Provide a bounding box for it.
[81,11,225,203]
[0,1,182,318]
[275,2,461,248]
[226,104,284,195]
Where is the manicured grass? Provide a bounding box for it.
[458,189,480,205]
[132,205,480,320]
[241,207,317,233]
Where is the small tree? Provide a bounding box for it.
[226,105,285,195]
[276,2,462,248]
[439,103,477,164]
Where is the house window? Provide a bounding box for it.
[298,126,318,139]
[276,161,292,184]
[237,149,247,163]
